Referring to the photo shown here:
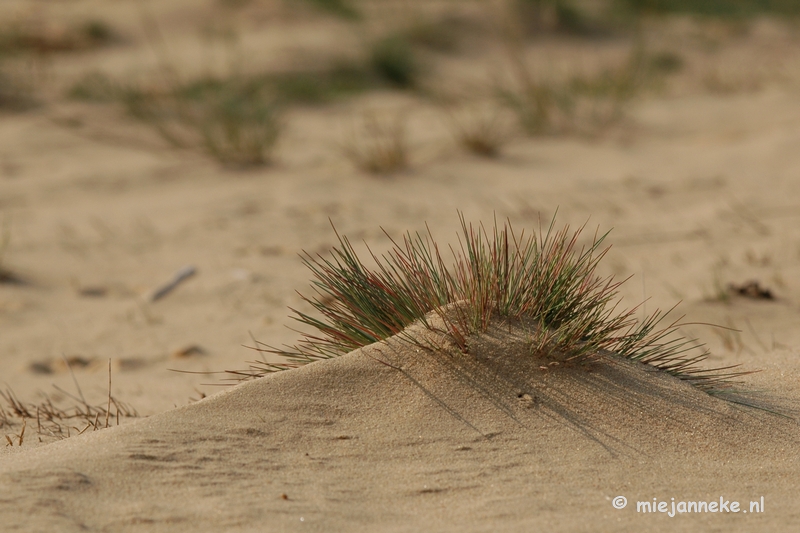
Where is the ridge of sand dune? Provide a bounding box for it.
[1,321,799,532]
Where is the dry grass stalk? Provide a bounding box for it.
[1,360,137,446]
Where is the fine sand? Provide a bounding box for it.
[2,320,800,532]
[2,1,800,531]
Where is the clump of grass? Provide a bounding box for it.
[0,74,27,111]
[1,360,136,446]
[369,35,418,88]
[70,62,378,107]
[569,43,646,101]
[123,75,283,167]
[620,0,800,17]
[0,18,116,112]
[0,18,117,55]
[495,12,571,135]
[402,14,472,53]
[340,111,409,175]
[270,63,377,104]
[79,20,117,46]
[515,0,606,36]
[496,0,683,136]
[67,71,118,102]
[708,266,733,304]
[446,104,515,158]
[189,83,282,167]
[649,50,684,75]
[67,61,393,166]
[0,61,38,111]
[237,214,749,399]
[297,0,361,20]
[1,387,137,445]
[498,31,679,136]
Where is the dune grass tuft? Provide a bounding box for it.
[236,214,750,399]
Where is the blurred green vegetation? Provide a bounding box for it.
[0,71,32,111]
[299,0,360,20]
[47,0,800,164]
[0,61,37,111]
[69,59,400,108]
[619,0,800,16]
[122,75,283,167]
[0,19,116,56]
[516,0,800,37]
[0,17,116,111]
[498,35,685,136]
[65,32,424,165]
[269,64,375,103]
[369,35,417,88]
[402,15,470,53]
[515,0,613,36]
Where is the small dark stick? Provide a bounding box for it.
[149,265,197,302]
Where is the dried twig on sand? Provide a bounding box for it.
[1,359,137,446]
[149,265,197,302]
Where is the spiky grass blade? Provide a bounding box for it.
[238,214,750,399]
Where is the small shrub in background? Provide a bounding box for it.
[515,0,610,36]
[498,29,682,136]
[118,74,282,167]
[402,14,472,53]
[340,111,409,175]
[67,71,118,102]
[370,35,418,88]
[193,85,282,167]
[0,66,37,111]
[445,104,515,158]
[648,50,684,75]
[619,0,800,17]
[0,18,117,55]
[271,63,375,104]
[299,0,361,20]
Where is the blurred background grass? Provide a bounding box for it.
[1,0,798,168]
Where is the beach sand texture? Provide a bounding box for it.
[2,321,800,532]
[2,0,800,531]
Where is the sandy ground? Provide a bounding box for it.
[1,320,799,532]
[1,0,800,531]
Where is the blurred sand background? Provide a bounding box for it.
[1,0,800,531]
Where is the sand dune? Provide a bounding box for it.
[3,1,800,531]
[2,321,798,532]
